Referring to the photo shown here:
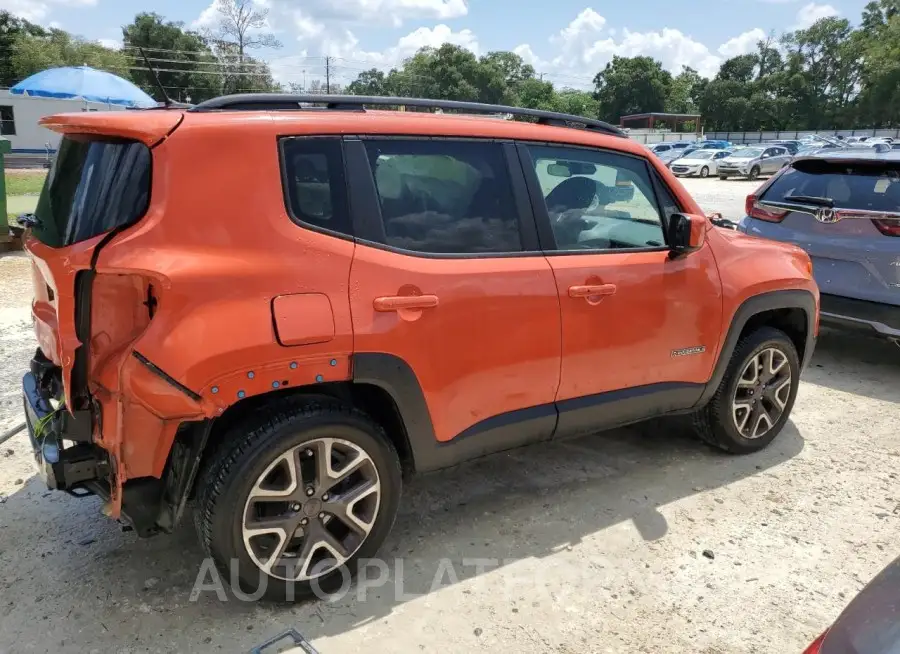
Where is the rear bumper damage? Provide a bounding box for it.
[21,349,212,537]
[22,351,107,493]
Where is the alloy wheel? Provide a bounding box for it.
[700,166,709,178]
[731,347,792,439]
[241,437,381,581]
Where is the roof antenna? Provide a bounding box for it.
[138,46,173,107]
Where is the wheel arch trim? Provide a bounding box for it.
[696,289,817,408]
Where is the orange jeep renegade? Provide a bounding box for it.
[20,95,819,600]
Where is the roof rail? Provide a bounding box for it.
[188,93,626,138]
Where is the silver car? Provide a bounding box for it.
[717,145,791,180]
[739,150,900,343]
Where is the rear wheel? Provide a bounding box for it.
[699,166,710,178]
[691,327,800,454]
[195,397,402,602]
[748,166,760,181]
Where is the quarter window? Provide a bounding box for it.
[363,139,521,254]
[281,138,351,236]
[527,144,667,251]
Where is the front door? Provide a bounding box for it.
[347,137,561,448]
[519,143,723,436]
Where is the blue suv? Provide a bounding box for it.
[740,150,900,344]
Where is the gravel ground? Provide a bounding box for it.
[678,176,767,221]
[1,216,899,653]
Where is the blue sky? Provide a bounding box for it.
[1,0,872,88]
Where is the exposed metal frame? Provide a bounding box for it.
[188,93,626,138]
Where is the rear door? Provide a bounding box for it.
[346,137,561,447]
[751,158,900,306]
[518,143,722,436]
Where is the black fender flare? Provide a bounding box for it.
[694,289,817,408]
[352,353,555,473]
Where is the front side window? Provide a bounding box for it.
[527,144,667,251]
[363,139,521,254]
[281,137,351,236]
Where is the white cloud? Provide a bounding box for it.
[96,38,123,50]
[192,1,220,30]
[263,0,466,29]
[0,0,95,22]
[794,2,839,28]
[268,21,478,86]
[520,11,724,87]
[718,28,767,58]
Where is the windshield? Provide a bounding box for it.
[685,151,715,160]
[31,136,151,248]
[732,148,763,158]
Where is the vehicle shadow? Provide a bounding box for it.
[0,418,804,651]
[803,328,900,404]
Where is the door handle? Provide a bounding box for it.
[373,294,439,312]
[569,284,617,299]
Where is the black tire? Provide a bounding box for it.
[748,166,760,181]
[699,166,709,178]
[691,326,800,454]
[194,396,402,602]
[719,174,729,180]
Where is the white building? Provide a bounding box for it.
[0,89,127,156]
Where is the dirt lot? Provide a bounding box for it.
[1,184,899,653]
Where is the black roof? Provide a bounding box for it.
[189,93,626,137]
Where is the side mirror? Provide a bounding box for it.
[668,213,706,257]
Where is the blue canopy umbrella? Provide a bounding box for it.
[10,66,157,108]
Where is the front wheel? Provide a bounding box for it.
[194,397,402,602]
[691,326,800,454]
[699,166,710,178]
[748,166,760,181]
[719,174,729,180]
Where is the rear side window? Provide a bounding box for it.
[363,139,522,254]
[763,161,900,212]
[281,138,351,236]
[32,136,150,248]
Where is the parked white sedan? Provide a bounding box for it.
[669,149,731,178]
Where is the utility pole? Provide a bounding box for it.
[325,56,331,94]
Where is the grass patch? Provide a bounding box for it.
[5,171,46,226]
[5,171,47,196]
[7,195,39,227]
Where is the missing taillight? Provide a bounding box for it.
[746,195,788,223]
[872,218,900,236]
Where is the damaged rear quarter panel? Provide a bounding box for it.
[88,115,355,498]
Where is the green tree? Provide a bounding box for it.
[0,11,48,87]
[346,68,389,96]
[593,56,673,122]
[554,89,600,119]
[666,66,703,113]
[858,7,900,125]
[399,44,510,103]
[11,29,131,88]
[515,77,557,111]
[123,12,222,103]
[480,51,536,88]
